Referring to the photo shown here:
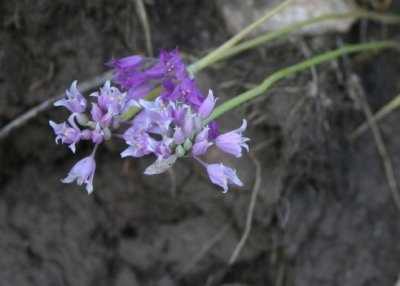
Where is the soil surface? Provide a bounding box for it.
[1,1,400,285]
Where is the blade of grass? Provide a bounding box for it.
[190,11,400,73]
[349,93,400,141]
[203,41,400,124]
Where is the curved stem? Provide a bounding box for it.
[189,11,400,74]
[121,10,400,122]
[188,0,293,74]
[203,41,400,124]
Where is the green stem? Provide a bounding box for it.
[188,0,293,74]
[122,10,400,121]
[203,41,400,124]
[190,11,400,74]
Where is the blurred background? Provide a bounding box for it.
[1,0,400,285]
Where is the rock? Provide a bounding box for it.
[216,0,358,36]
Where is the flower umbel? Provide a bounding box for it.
[50,48,250,193]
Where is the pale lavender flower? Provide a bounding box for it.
[205,163,243,193]
[49,115,81,153]
[139,98,172,134]
[173,127,185,144]
[91,123,104,144]
[62,154,96,194]
[153,138,173,159]
[182,111,194,137]
[121,127,155,158]
[198,90,217,119]
[192,127,212,156]
[214,120,249,157]
[91,81,127,113]
[54,81,87,113]
[90,103,114,129]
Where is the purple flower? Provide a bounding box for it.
[139,98,172,134]
[146,48,185,79]
[91,81,128,114]
[214,120,249,157]
[49,115,81,153]
[168,78,203,106]
[208,120,219,139]
[173,127,185,144]
[182,111,195,137]
[107,55,143,72]
[127,84,151,100]
[192,127,212,156]
[90,103,114,128]
[198,90,217,119]
[91,123,104,144]
[153,138,173,159]
[121,128,155,158]
[54,81,87,113]
[205,163,243,193]
[62,155,96,194]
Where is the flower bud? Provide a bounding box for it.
[76,113,90,126]
[183,138,193,151]
[175,145,185,157]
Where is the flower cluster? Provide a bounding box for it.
[50,48,249,194]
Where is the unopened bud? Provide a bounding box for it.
[183,138,193,151]
[76,113,90,126]
[175,145,185,157]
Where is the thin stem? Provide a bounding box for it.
[203,41,400,124]
[190,11,400,73]
[349,93,400,141]
[188,0,293,74]
[120,11,400,122]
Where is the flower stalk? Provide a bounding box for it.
[203,41,400,124]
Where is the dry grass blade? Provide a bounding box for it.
[178,221,232,278]
[348,93,400,141]
[0,71,113,141]
[134,0,153,57]
[348,74,400,210]
[229,148,263,265]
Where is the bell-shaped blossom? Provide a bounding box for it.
[62,155,96,194]
[192,127,212,156]
[182,111,195,137]
[215,120,249,157]
[198,90,217,119]
[173,127,185,144]
[49,116,81,153]
[107,55,143,72]
[54,81,87,113]
[205,163,243,193]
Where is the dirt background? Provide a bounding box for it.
[1,0,400,285]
